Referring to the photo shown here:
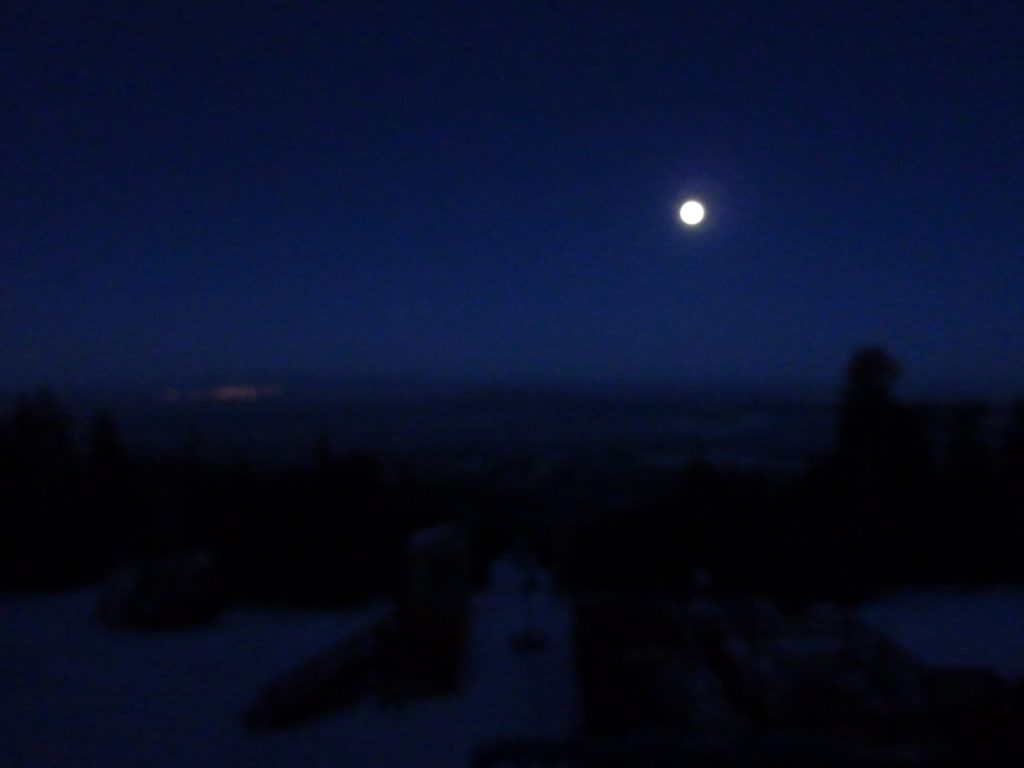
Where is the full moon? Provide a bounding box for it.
[679,200,705,226]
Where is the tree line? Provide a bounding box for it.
[2,346,1023,604]
[565,346,1024,600]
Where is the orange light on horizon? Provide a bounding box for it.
[155,384,281,404]
[208,385,263,402]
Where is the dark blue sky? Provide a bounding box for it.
[3,2,1022,395]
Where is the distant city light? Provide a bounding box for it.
[156,384,280,403]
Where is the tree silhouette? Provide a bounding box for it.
[1,390,83,585]
[944,401,993,483]
[11,389,75,481]
[836,346,902,478]
[828,347,946,585]
[1000,399,1024,477]
[313,430,335,477]
[88,410,124,480]
[86,409,134,565]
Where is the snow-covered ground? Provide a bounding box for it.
[0,557,578,768]
[8,560,1021,768]
[860,588,1024,681]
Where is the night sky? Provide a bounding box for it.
[3,2,1022,395]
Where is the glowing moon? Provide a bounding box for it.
[679,200,705,226]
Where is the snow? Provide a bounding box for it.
[9,560,1024,767]
[0,557,578,768]
[860,588,1024,681]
